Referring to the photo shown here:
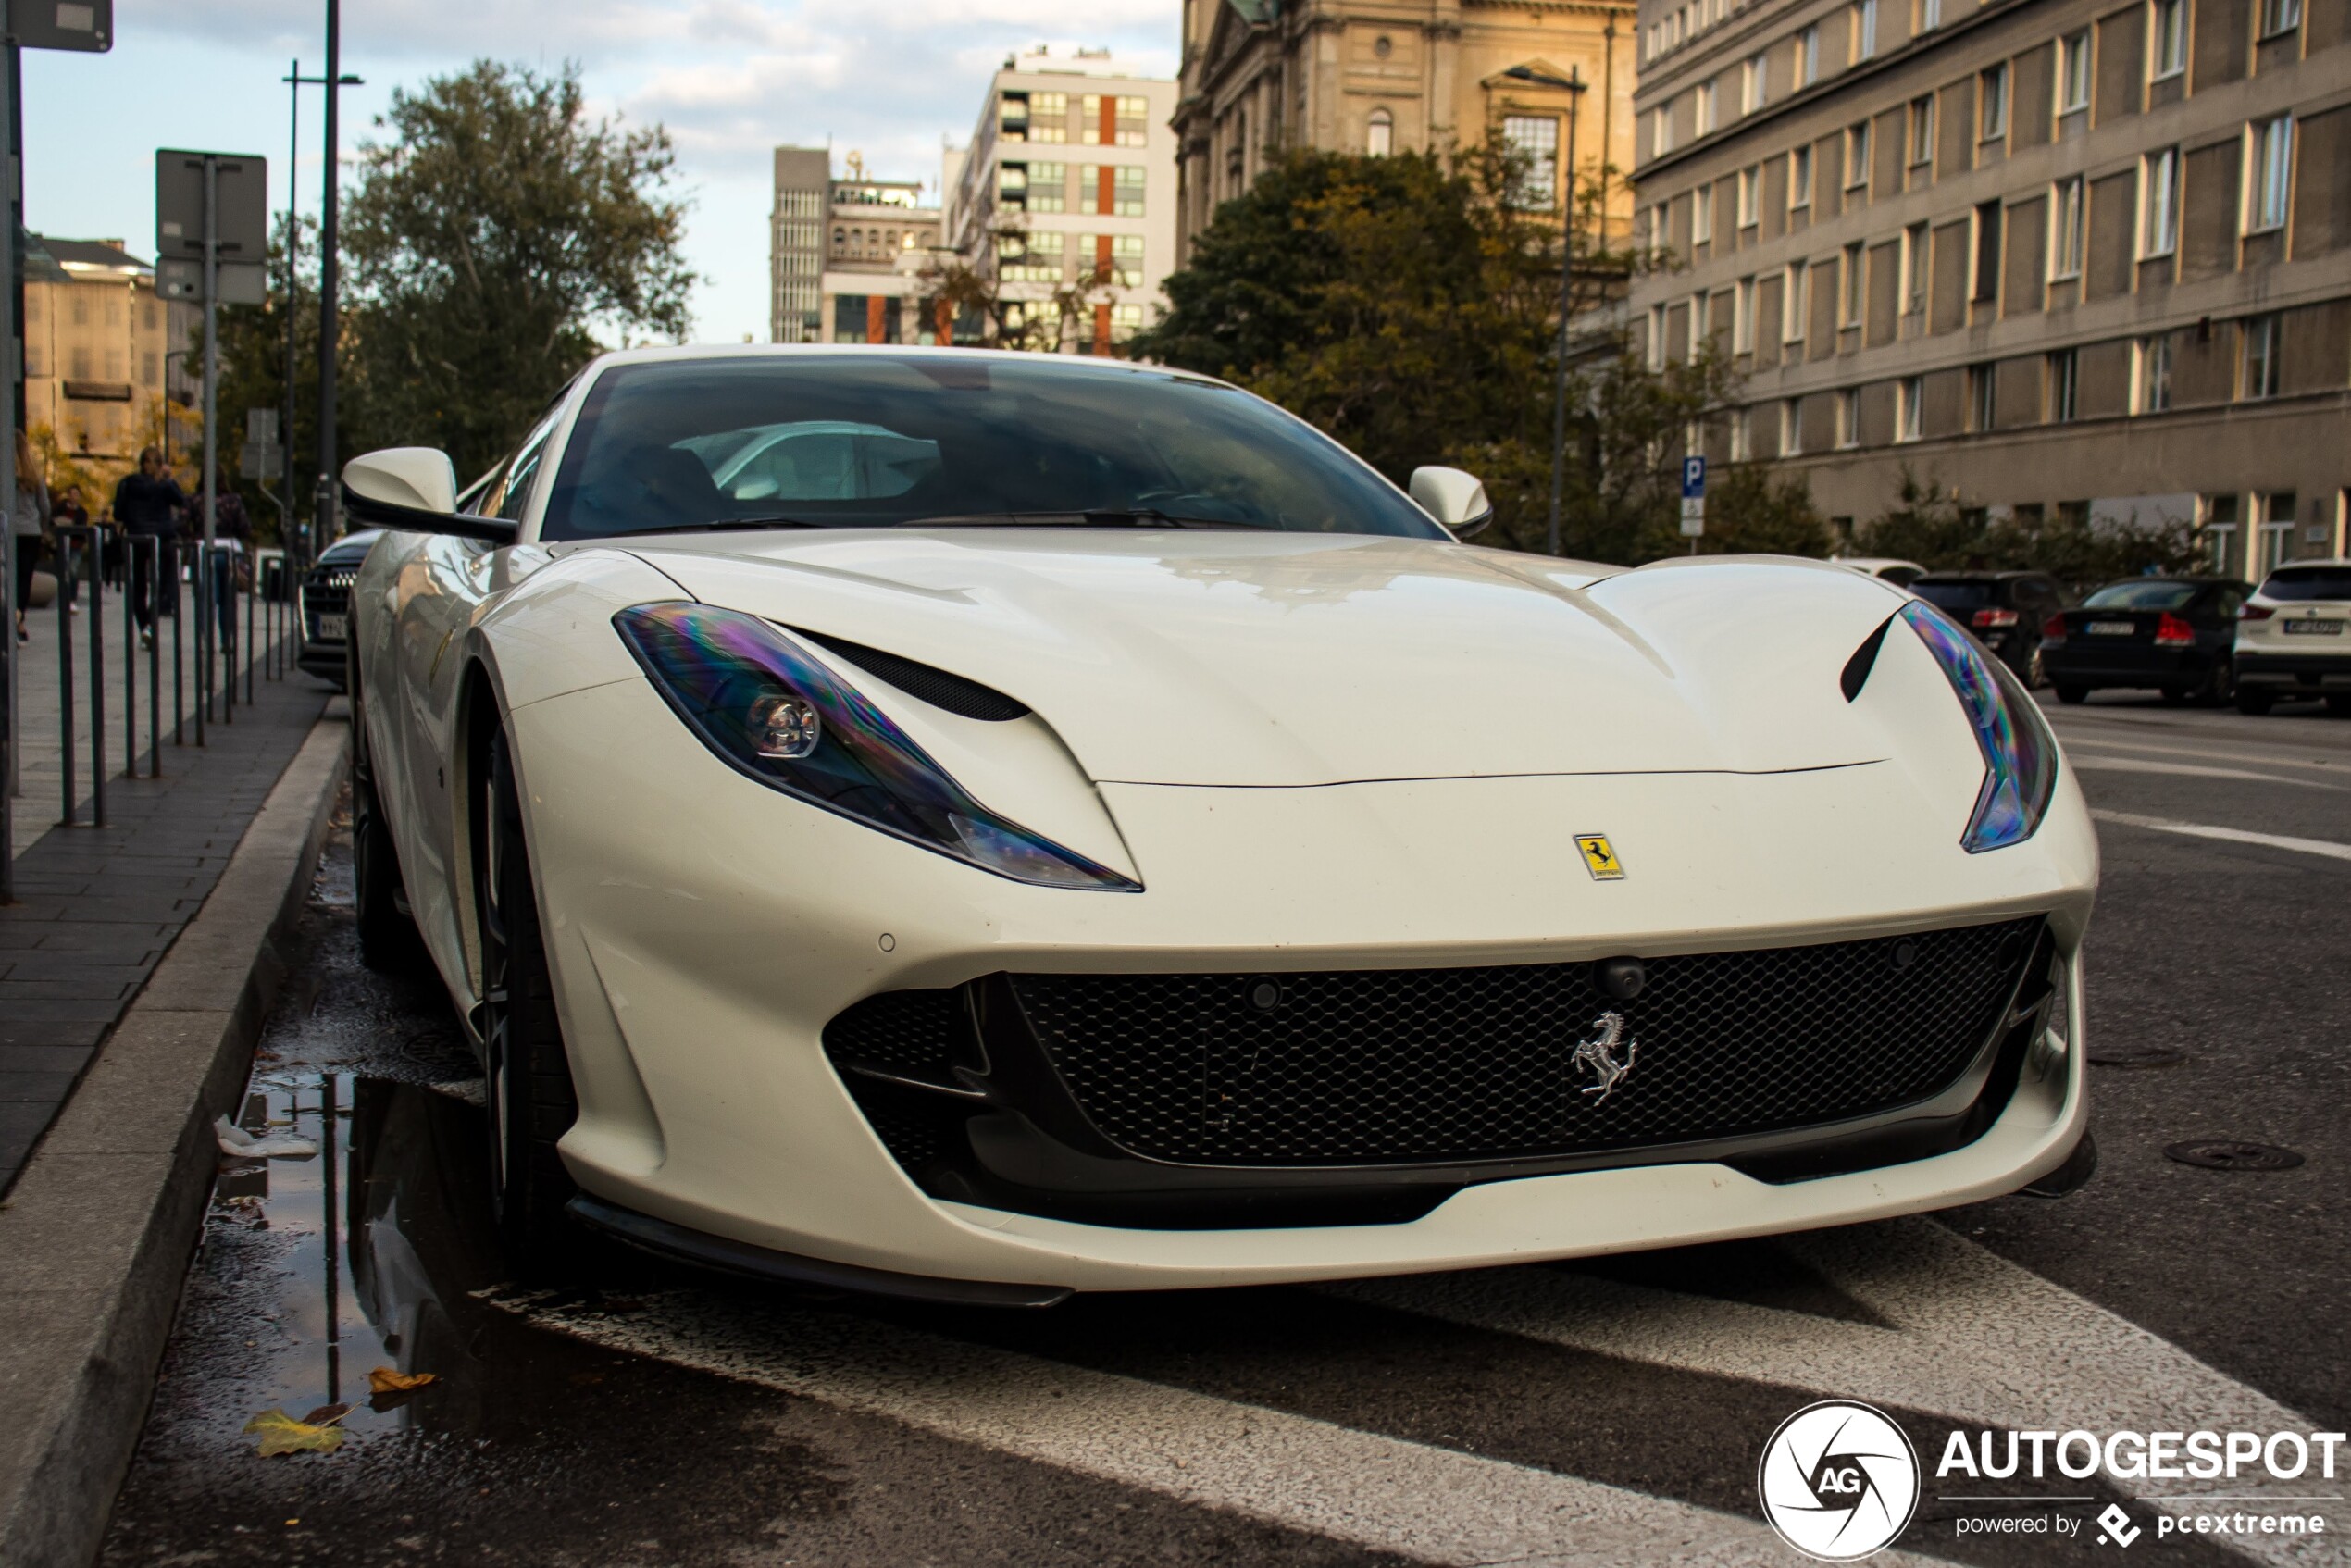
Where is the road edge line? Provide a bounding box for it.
[0,707,349,1568]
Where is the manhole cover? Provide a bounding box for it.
[2164,1140,2306,1172]
[2089,1045,2184,1068]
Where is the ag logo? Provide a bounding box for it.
[1757,1400,1921,1561]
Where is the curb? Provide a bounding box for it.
[0,708,350,1568]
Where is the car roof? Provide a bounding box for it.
[2086,575,2238,587]
[1910,570,2049,581]
[579,341,1238,391]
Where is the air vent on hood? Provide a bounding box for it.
[1841,614,1896,703]
[795,629,1030,722]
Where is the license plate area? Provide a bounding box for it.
[2283,620,2345,636]
[2086,621,2136,636]
[317,613,348,641]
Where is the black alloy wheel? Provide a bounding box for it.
[477,725,580,1253]
[2204,655,2236,705]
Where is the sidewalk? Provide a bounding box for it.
[1,590,328,1192]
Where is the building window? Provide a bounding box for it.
[1367,106,1393,156]
[2047,349,2078,421]
[1903,221,1929,313]
[1693,181,1715,246]
[1783,398,1805,454]
[1651,106,1673,156]
[2204,494,2240,571]
[1907,96,1935,172]
[999,91,1031,141]
[2151,0,2187,78]
[1687,293,1707,359]
[2135,333,2172,412]
[2260,0,2302,36]
[1840,241,1865,326]
[1081,93,1148,147]
[1918,0,1942,31]
[1648,305,1669,369]
[1835,388,1860,447]
[2142,147,2179,255]
[2051,177,2084,278]
[2259,493,2295,569]
[1080,164,1146,217]
[2248,117,2293,233]
[1696,81,1719,136]
[1735,275,1758,352]
[1744,53,1769,113]
[1979,64,2009,140]
[1736,165,1760,228]
[1729,406,1752,461]
[1969,362,1996,430]
[1845,121,1871,190]
[1854,0,1879,61]
[1790,144,1814,209]
[1798,24,1822,86]
[1897,376,1924,441]
[1074,232,1144,284]
[2240,314,2280,398]
[1972,201,2002,302]
[1784,260,1810,342]
[1026,161,1067,213]
[2059,31,2091,115]
[1000,229,1067,281]
[1503,115,1561,209]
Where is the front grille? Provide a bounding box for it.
[826,918,2042,1173]
[300,566,356,642]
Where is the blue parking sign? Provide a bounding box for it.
[1681,456,1707,500]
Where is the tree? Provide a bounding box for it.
[342,60,694,479]
[1699,462,1833,557]
[914,220,1122,352]
[1860,467,2207,588]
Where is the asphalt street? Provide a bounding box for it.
[99,690,2351,1568]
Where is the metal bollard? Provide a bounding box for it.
[57,533,74,825]
[139,538,162,777]
[169,540,188,747]
[87,533,105,828]
[123,539,136,778]
[244,553,255,704]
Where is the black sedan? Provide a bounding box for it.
[1908,571,2071,686]
[2039,576,2253,704]
[296,529,381,688]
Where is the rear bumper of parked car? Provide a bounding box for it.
[2042,645,2220,686]
[2234,649,2351,690]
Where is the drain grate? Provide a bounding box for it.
[2163,1139,2305,1172]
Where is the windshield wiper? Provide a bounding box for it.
[904,508,1271,529]
[618,515,845,536]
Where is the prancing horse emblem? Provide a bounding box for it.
[1573,1012,1638,1102]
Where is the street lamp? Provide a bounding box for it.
[1503,64,1586,557]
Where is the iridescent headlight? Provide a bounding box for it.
[1900,601,2059,852]
[616,603,1138,890]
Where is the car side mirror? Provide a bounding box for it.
[342,447,516,543]
[1409,466,1494,538]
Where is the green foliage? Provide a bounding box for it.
[342,60,694,479]
[1861,467,2208,589]
[1698,462,1833,558]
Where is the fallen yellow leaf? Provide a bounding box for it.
[367,1366,439,1395]
[243,1408,345,1457]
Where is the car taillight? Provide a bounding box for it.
[2041,614,2067,643]
[1972,608,2021,628]
[2154,612,2195,646]
[2239,604,2274,622]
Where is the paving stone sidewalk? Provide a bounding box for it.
[2,602,328,1192]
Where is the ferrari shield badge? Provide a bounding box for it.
[1575,833,1625,881]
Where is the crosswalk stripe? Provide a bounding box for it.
[2091,809,2351,864]
[484,1285,1953,1568]
[1336,1219,2337,1568]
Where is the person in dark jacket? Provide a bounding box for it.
[113,446,186,645]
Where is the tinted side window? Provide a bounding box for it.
[490,408,565,523]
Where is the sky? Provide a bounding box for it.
[24,0,1180,344]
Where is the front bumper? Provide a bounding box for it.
[506,678,2097,1294]
[2234,649,2351,690]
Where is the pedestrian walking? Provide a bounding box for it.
[11,430,51,644]
[113,445,187,648]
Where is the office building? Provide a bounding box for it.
[21,238,189,469]
[1628,0,2351,567]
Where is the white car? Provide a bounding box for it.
[2233,559,2351,715]
[1829,555,1928,587]
[342,345,2096,1305]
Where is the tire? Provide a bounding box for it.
[478,725,578,1251]
[2020,645,2046,689]
[2204,657,2235,706]
[350,667,424,973]
[2055,684,2089,705]
[2234,687,2275,716]
[2159,685,2189,704]
[2327,693,2351,716]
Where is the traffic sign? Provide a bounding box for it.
[4,0,112,52]
[155,149,269,264]
[1680,454,1707,538]
[157,256,267,305]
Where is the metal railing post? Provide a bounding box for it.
[170,540,187,747]
[141,539,161,777]
[123,539,135,778]
[56,533,74,826]
[86,534,104,828]
[194,542,210,742]
[243,551,255,704]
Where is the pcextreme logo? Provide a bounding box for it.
[1757,1400,1922,1561]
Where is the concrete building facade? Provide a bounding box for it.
[1172,0,1642,264]
[770,148,830,343]
[21,238,188,469]
[769,149,947,346]
[944,46,1181,353]
[1628,0,2351,570]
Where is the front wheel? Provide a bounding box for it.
[2234,687,2275,716]
[2055,684,2089,705]
[477,725,579,1251]
[2203,657,2235,706]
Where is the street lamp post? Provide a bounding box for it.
[283,58,360,568]
[1503,64,1586,558]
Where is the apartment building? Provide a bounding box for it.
[1629,0,2351,571]
[1174,0,1640,264]
[769,149,948,345]
[944,46,1180,353]
[770,149,829,343]
[21,238,185,466]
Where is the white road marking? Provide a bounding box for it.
[2067,755,2345,790]
[2092,809,2351,864]
[1335,1218,2341,1568]
[2057,734,2351,776]
[483,1286,1954,1567]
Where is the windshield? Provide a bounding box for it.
[2259,566,2351,602]
[1910,580,1996,611]
[2082,580,2201,610]
[539,355,1447,541]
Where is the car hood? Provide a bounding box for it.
[618,529,1910,788]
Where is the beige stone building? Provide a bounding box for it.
[1628,0,2351,571]
[1172,0,1642,262]
[21,238,188,471]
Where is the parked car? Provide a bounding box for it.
[1830,556,1927,587]
[2039,577,2252,705]
[335,345,2093,1300]
[2233,559,2351,715]
[1907,571,2071,687]
[296,529,382,688]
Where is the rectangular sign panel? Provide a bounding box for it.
[155,149,269,263]
[7,0,112,51]
[156,256,268,305]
